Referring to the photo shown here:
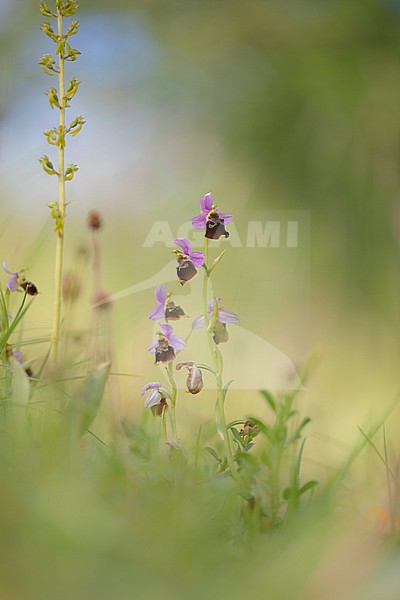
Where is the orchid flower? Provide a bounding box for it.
[148,322,185,364]
[148,284,186,321]
[141,381,169,416]
[173,238,205,285]
[191,193,233,239]
[192,298,239,344]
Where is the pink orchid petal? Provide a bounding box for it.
[191,314,206,329]
[148,341,158,353]
[7,276,19,292]
[207,298,221,313]
[141,381,161,396]
[2,261,13,276]
[174,238,191,255]
[148,303,165,321]
[218,308,239,324]
[200,193,213,213]
[191,214,207,230]
[144,388,162,409]
[159,322,173,338]
[154,284,167,305]
[219,212,233,224]
[189,251,205,268]
[170,334,185,351]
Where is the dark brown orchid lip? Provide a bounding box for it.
[151,396,168,417]
[205,209,230,240]
[165,300,186,321]
[155,339,175,364]
[176,256,197,285]
[20,280,39,296]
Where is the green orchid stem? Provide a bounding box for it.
[202,238,245,495]
[166,362,178,440]
[161,409,168,444]
[50,6,66,365]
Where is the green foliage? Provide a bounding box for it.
[64,361,111,439]
[222,388,318,531]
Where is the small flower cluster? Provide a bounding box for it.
[141,193,238,420]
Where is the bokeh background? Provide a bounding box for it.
[0,0,399,474]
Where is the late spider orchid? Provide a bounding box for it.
[173,238,205,285]
[141,381,169,416]
[192,298,239,344]
[148,322,185,364]
[191,193,232,239]
[2,262,38,296]
[148,284,186,321]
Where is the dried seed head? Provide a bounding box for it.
[87,210,102,230]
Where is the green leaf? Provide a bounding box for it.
[208,250,226,274]
[230,427,242,444]
[282,487,299,501]
[195,363,217,377]
[0,294,34,354]
[205,447,222,464]
[222,379,234,403]
[65,362,110,437]
[260,389,276,412]
[298,480,319,496]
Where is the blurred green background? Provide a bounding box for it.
[0,0,399,457]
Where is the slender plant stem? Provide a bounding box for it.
[50,7,66,365]
[161,409,168,444]
[202,238,245,493]
[166,362,178,439]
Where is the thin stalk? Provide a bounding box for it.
[161,409,168,444]
[202,238,245,494]
[50,6,66,365]
[383,425,396,536]
[166,362,178,439]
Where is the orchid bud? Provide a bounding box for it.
[176,362,204,395]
